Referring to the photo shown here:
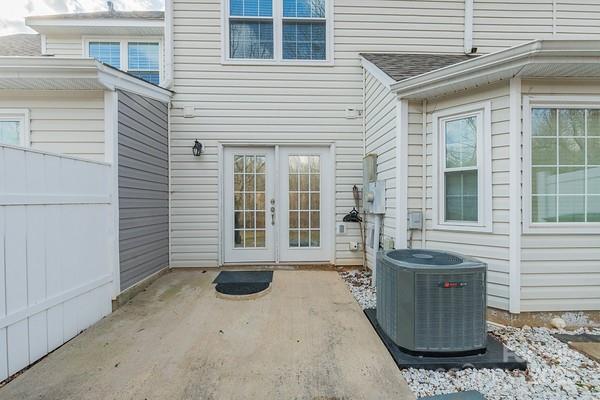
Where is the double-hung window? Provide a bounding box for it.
[529,107,600,225]
[226,0,329,62]
[128,42,160,85]
[433,103,492,231]
[0,110,29,147]
[87,39,161,85]
[89,42,121,68]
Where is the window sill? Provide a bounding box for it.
[523,223,600,235]
[221,58,335,67]
[431,222,493,233]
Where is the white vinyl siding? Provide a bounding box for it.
[520,79,600,312]
[170,0,466,267]
[0,91,105,162]
[44,35,83,57]
[473,0,600,53]
[423,83,511,310]
[363,70,396,269]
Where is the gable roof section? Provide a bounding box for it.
[0,34,41,57]
[361,53,477,83]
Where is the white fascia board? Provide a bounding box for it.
[360,57,396,89]
[0,57,172,102]
[390,40,600,98]
[26,18,163,29]
[96,63,172,103]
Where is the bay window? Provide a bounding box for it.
[226,0,330,62]
[433,103,492,231]
[530,107,600,224]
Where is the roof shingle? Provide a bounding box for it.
[361,53,478,82]
[0,34,42,57]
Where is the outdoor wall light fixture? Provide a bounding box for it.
[192,140,203,156]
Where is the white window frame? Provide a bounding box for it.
[523,95,600,234]
[83,37,164,85]
[222,0,334,65]
[432,102,492,232]
[0,109,30,148]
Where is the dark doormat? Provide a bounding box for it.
[215,282,270,296]
[420,390,486,399]
[553,333,600,344]
[364,308,527,371]
[213,271,273,284]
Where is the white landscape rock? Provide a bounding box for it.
[550,317,567,330]
[339,270,600,400]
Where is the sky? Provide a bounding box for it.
[0,0,164,36]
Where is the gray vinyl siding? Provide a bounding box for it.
[118,90,169,290]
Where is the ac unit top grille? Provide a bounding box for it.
[386,249,463,266]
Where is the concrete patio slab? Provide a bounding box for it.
[0,270,415,400]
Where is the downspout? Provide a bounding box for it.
[163,0,175,89]
[421,99,427,249]
[464,0,474,54]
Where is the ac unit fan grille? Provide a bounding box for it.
[414,271,486,351]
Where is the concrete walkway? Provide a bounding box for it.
[1,270,414,400]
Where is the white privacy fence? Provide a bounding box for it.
[0,145,114,381]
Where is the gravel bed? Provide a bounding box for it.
[339,269,600,400]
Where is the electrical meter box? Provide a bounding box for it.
[363,154,385,214]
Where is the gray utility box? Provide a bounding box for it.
[376,249,487,354]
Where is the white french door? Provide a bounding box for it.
[223,145,333,264]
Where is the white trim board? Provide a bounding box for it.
[361,57,396,89]
[395,99,408,248]
[508,77,522,314]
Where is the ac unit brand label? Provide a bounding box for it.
[439,281,468,288]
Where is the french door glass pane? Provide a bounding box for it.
[589,110,600,136]
[445,170,478,222]
[230,21,273,59]
[234,155,266,248]
[558,167,585,194]
[532,167,557,195]
[445,116,477,168]
[0,121,21,145]
[288,155,320,247]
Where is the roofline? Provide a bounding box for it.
[390,40,600,97]
[0,57,172,102]
[25,17,163,29]
[360,56,395,89]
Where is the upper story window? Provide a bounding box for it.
[89,42,121,68]
[530,107,600,224]
[226,0,330,63]
[433,103,492,232]
[87,39,161,85]
[0,110,29,147]
[128,42,160,85]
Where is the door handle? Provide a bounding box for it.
[271,206,276,225]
